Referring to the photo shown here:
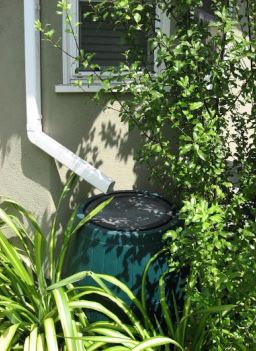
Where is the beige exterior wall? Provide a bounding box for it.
[0,0,155,231]
[0,0,56,232]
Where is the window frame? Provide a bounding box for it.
[59,0,170,91]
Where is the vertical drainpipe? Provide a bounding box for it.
[23,0,115,194]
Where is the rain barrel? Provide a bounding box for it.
[66,191,178,318]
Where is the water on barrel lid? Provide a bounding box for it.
[84,192,173,231]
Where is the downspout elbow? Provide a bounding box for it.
[27,130,115,194]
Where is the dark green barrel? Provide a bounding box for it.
[66,191,178,319]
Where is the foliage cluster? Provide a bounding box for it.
[25,0,256,350]
[0,176,182,351]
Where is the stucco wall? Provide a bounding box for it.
[0,0,56,232]
[0,0,155,232]
[41,0,155,198]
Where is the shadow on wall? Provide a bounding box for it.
[0,0,60,236]
[0,0,163,237]
[44,93,159,211]
[36,92,159,248]
[38,0,160,214]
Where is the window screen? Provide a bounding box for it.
[79,1,152,70]
[202,0,212,13]
[201,0,235,18]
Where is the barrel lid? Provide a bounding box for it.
[84,191,174,231]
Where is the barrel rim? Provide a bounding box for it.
[81,190,176,232]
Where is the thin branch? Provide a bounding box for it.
[65,10,80,52]
[226,70,255,113]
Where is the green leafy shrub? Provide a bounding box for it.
[164,196,256,350]
[36,0,256,349]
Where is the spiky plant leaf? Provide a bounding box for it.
[0,323,19,351]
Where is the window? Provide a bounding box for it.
[79,2,152,70]
[197,0,235,23]
[197,0,215,22]
[57,0,169,92]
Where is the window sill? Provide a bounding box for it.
[55,84,103,93]
[55,77,133,93]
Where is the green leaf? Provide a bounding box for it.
[86,328,135,348]
[163,230,177,240]
[29,326,38,351]
[87,341,106,351]
[69,300,133,338]
[53,288,78,351]
[0,324,19,351]
[55,206,79,281]
[71,287,141,339]
[191,315,207,350]
[71,197,113,235]
[141,249,166,332]
[34,231,47,294]
[203,304,236,314]
[180,144,193,155]
[24,336,30,351]
[65,335,137,346]
[159,274,175,337]
[0,230,33,286]
[48,271,90,290]
[90,272,148,333]
[134,13,141,24]
[103,347,128,351]
[49,173,77,281]
[130,337,184,351]
[86,327,132,340]
[189,102,204,110]
[36,334,46,351]
[196,149,206,161]
[44,318,59,351]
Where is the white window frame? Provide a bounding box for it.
[56,0,170,92]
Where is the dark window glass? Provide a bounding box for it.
[202,0,213,14]
[79,1,153,70]
[201,0,235,18]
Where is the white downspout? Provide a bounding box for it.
[23,0,115,194]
